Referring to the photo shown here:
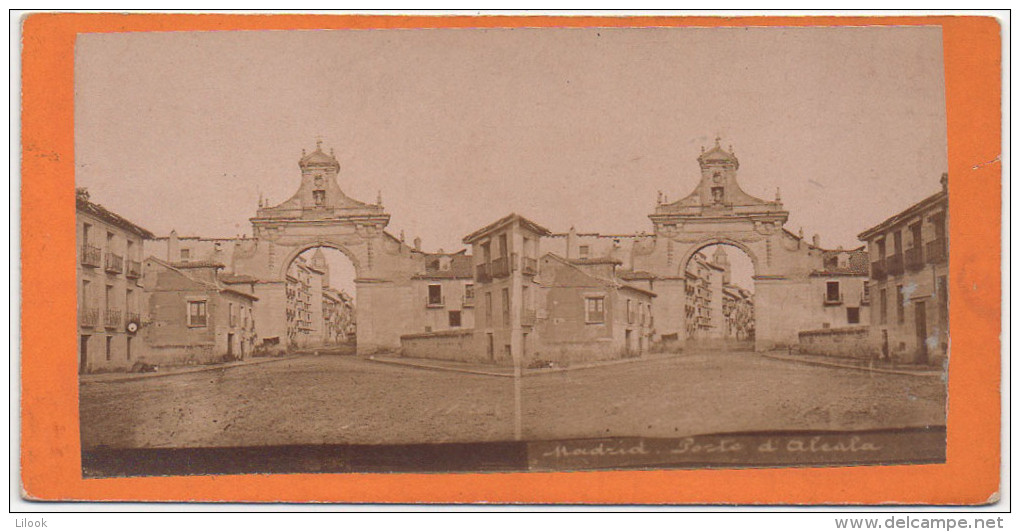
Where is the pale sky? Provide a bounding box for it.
[76,26,947,294]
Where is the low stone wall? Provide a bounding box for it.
[797,326,874,359]
[139,343,228,367]
[399,330,481,363]
[529,339,635,368]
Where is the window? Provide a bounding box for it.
[876,238,886,259]
[579,245,590,259]
[627,299,634,324]
[82,223,91,247]
[126,239,135,261]
[896,284,905,324]
[847,307,860,324]
[313,189,325,206]
[428,284,443,306]
[711,186,724,204]
[826,281,841,303]
[229,303,235,326]
[522,285,530,312]
[126,337,132,361]
[485,292,493,324]
[498,234,508,258]
[82,279,90,306]
[481,242,492,264]
[585,296,606,323]
[188,300,208,327]
[879,288,888,324]
[448,310,462,328]
[501,288,510,326]
[105,336,112,361]
[862,281,871,303]
[487,333,494,359]
[180,248,191,262]
[464,283,475,300]
[126,288,134,314]
[105,285,113,310]
[893,231,903,255]
[106,231,114,249]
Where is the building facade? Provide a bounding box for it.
[77,188,155,373]
[140,258,258,365]
[858,175,949,365]
[411,250,476,333]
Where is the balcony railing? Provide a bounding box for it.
[104,309,122,329]
[81,244,102,268]
[125,311,141,325]
[126,259,142,279]
[426,295,446,308]
[462,293,475,307]
[104,252,124,274]
[871,260,887,280]
[887,253,904,276]
[521,308,536,326]
[491,256,511,278]
[476,263,492,283]
[926,239,947,264]
[79,307,100,327]
[522,256,538,276]
[824,295,843,306]
[905,247,924,271]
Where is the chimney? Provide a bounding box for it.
[168,229,180,261]
[413,237,422,252]
[941,172,949,193]
[812,234,821,248]
[566,226,577,259]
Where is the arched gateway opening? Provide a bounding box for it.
[680,242,756,351]
[282,245,358,351]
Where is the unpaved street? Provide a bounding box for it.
[79,353,946,448]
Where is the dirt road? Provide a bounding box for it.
[79,352,946,448]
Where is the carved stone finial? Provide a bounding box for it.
[316,138,323,151]
[775,187,782,202]
[715,136,721,147]
[301,148,306,157]
[799,227,804,238]
[400,230,405,242]
[701,145,705,153]
[376,190,383,205]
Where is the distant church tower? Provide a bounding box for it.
[712,246,731,285]
[310,247,330,288]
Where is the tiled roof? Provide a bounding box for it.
[171,261,226,269]
[619,270,656,281]
[812,248,869,277]
[462,213,552,244]
[414,251,474,280]
[76,195,155,239]
[858,184,948,241]
[570,257,623,266]
[219,273,259,284]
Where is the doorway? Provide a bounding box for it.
[79,335,90,374]
[914,301,928,364]
[227,333,234,358]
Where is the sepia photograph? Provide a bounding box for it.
[71,24,953,477]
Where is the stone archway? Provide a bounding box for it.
[633,139,835,351]
[230,142,423,355]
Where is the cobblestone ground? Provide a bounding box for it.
[79,352,946,449]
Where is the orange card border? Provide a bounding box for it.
[19,13,1002,505]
